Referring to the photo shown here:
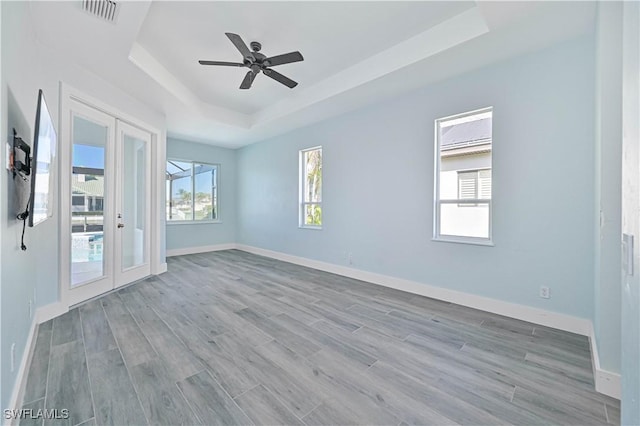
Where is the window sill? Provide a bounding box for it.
[299,225,322,230]
[432,236,494,247]
[167,220,223,225]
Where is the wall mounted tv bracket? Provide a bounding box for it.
[11,128,32,250]
[11,128,31,180]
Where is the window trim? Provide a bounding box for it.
[433,107,493,245]
[299,146,323,230]
[166,158,221,225]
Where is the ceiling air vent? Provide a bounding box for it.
[82,0,119,23]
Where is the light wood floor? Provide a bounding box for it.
[21,250,619,425]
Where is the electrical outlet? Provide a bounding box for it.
[10,343,16,372]
[539,286,550,299]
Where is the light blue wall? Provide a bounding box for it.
[238,35,596,320]
[166,138,237,251]
[1,2,53,409]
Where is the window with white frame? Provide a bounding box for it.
[435,108,492,242]
[166,160,218,222]
[299,147,322,228]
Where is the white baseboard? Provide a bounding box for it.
[588,323,622,400]
[595,369,621,400]
[236,244,591,336]
[166,243,236,258]
[157,262,168,274]
[6,316,38,424]
[35,302,68,324]
[237,244,622,399]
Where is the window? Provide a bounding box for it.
[458,169,491,206]
[166,160,218,222]
[72,195,85,207]
[299,147,322,228]
[434,108,492,243]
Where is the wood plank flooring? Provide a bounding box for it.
[20,250,619,425]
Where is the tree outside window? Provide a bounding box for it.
[300,147,322,228]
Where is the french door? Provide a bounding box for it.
[66,99,151,306]
[115,121,152,286]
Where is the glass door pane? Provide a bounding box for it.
[71,115,107,286]
[115,120,151,287]
[121,134,147,269]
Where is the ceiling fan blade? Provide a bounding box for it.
[226,32,254,61]
[240,71,256,89]
[263,68,298,88]
[199,60,244,67]
[264,51,304,67]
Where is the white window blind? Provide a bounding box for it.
[479,169,491,199]
[458,171,478,200]
[457,169,492,201]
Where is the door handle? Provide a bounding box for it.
[117,223,125,229]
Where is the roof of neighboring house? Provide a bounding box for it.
[441,117,491,149]
[72,175,104,197]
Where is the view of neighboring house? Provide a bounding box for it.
[71,173,105,285]
[72,174,104,212]
[71,173,104,232]
[439,112,492,239]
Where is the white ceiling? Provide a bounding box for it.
[137,1,475,114]
[27,1,596,148]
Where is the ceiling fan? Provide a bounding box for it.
[199,33,304,90]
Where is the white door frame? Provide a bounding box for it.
[59,82,165,308]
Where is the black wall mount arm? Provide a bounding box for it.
[11,128,31,179]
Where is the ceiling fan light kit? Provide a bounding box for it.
[199,32,304,90]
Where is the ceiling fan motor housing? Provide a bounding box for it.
[250,41,262,52]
